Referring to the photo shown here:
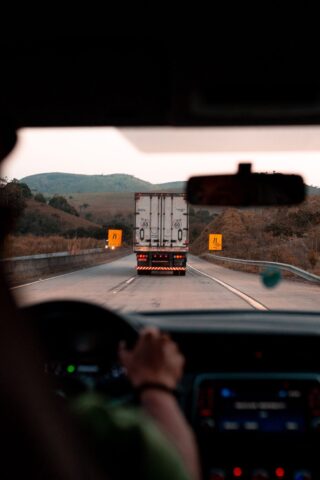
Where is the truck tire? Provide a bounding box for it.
[173,271,184,276]
[137,270,151,275]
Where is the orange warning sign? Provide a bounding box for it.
[108,229,123,247]
[208,234,222,251]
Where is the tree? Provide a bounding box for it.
[79,203,90,215]
[0,179,31,238]
[34,193,46,203]
[48,195,79,216]
[18,181,33,199]
[0,179,28,221]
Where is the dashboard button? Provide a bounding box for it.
[275,467,285,478]
[311,417,320,431]
[244,421,259,431]
[200,418,215,431]
[222,421,239,431]
[209,469,225,480]
[294,471,312,480]
[251,469,269,479]
[285,421,299,431]
[233,467,243,477]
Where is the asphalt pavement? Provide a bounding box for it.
[12,254,320,313]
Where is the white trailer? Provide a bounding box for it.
[134,193,189,275]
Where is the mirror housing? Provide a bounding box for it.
[186,163,305,206]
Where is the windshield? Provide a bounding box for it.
[1,126,320,313]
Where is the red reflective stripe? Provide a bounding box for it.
[137,266,186,271]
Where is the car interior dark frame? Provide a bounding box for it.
[1,37,320,480]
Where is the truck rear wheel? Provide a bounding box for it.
[174,271,186,276]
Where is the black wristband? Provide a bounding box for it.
[135,382,179,398]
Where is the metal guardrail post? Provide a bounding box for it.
[204,253,320,284]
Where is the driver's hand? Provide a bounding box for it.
[118,327,185,389]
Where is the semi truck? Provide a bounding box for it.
[134,192,189,275]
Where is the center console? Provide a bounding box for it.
[192,373,320,480]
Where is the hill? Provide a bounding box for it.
[191,195,320,275]
[307,185,320,195]
[21,172,185,194]
[68,192,134,224]
[14,198,104,237]
[60,192,219,236]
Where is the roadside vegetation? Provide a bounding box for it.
[3,235,105,257]
[2,176,320,275]
[0,178,105,257]
[0,178,136,257]
[191,196,320,275]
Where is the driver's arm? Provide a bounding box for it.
[119,327,201,480]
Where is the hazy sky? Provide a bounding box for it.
[2,127,320,186]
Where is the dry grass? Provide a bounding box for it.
[68,192,134,223]
[191,196,320,276]
[24,199,102,229]
[3,235,105,258]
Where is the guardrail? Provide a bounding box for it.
[204,253,320,284]
[2,248,104,262]
[2,247,129,285]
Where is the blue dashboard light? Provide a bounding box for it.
[220,388,233,398]
[294,472,312,480]
[278,390,288,398]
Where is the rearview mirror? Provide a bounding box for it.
[186,164,305,206]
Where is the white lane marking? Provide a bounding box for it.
[187,264,268,311]
[113,275,136,294]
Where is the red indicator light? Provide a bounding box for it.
[275,467,285,478]
[200,409,212,417]
[233,467,243,477]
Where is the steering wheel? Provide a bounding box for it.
[21,300,140,397]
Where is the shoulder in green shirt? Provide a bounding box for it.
[71,394,190,480]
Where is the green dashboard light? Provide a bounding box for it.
[66,364,76,374]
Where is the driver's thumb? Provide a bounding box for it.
[118,340,130,365]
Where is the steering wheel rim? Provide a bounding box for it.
[21,299,139,367]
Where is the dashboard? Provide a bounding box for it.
[144,311,320,480]
[23,303,320,480]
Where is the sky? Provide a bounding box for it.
[2,127,320,186]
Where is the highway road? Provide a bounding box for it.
[12,254,320,312]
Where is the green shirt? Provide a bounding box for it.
[72,394,190,480]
